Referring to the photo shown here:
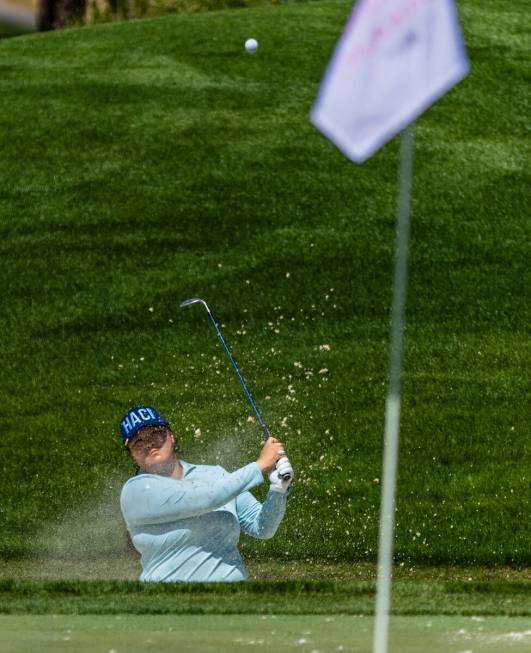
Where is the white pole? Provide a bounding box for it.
[373,123,415,653]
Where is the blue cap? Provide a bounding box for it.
[119,406,169,446]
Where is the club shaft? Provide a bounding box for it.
[205,311,270,441]
[181,297,292,482]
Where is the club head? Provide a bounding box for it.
[180,297,210,312]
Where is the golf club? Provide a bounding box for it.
[180,297,292,481]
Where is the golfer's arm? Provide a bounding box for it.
[236,489,287,539]
[121,463,263,527]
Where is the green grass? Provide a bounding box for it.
[1,577,530,615]
[0,0,529,568]
[0,23,32,39]
[3,614,531,653]
[3,559,528,620]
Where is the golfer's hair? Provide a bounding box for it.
[123,448,141,475]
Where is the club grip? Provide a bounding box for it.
[276,455,293,481]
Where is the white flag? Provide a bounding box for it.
[310,0,469,163]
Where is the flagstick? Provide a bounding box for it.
[373,122,415,653]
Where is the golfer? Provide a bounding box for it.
[119,405,293,582]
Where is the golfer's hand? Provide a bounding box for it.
[269,456,293,494]
[256,437,285,473]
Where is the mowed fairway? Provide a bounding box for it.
[2,614,531,653]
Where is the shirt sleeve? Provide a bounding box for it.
[121,462,263,528]
[236,488,287,540]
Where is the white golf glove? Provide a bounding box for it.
[269,456,293,494]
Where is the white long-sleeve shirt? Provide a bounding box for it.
[120,460,287,582]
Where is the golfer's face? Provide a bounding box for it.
[129,425,173,467]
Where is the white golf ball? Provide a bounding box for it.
[245,38,259,53]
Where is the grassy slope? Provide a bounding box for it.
[0,0,529,567]
[0,24,31,38]
[1,559,529,616]
[1,578,531,615]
